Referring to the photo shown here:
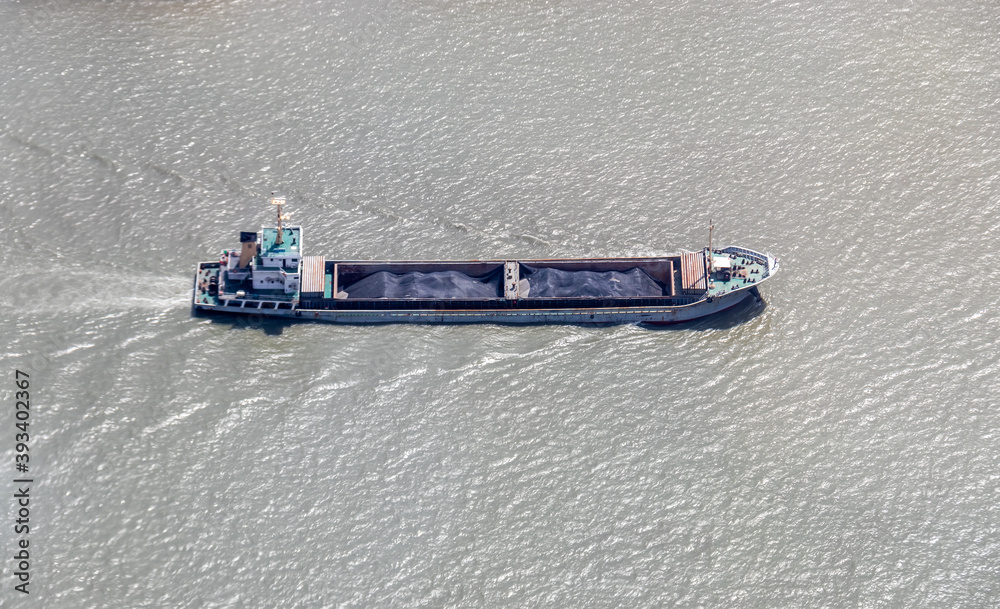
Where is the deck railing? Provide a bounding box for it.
[720,246,773,278]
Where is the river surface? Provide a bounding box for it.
[2,1,999,607]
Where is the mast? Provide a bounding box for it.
[271,193,288,245]
[708,219,715,274]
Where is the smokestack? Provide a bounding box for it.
[238,231,257,268]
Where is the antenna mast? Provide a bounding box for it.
[708,219,715,273]
[270,193,288,245]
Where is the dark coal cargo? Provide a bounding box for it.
[338,266,665,299]
[520,266,663,298]
[342,270,503,299]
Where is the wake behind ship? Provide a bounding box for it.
[193,197,778,325]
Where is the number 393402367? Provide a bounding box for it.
[15,371,30,469]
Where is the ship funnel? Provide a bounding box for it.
[237,231,257,268]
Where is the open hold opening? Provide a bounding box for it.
[340,269,503,299]
[520,265,664,298]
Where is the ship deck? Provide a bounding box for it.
[194,264,221,306]
[705,252,768,297]
[195,249,775,313]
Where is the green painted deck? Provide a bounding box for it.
[324,273,333,299]
[261,227,301,257]
[705,254,767,297]
[195,265,220,306]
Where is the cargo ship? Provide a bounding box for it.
[192,196,778,325]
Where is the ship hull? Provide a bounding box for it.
[193,238,777,327]
[192,287,756,325]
